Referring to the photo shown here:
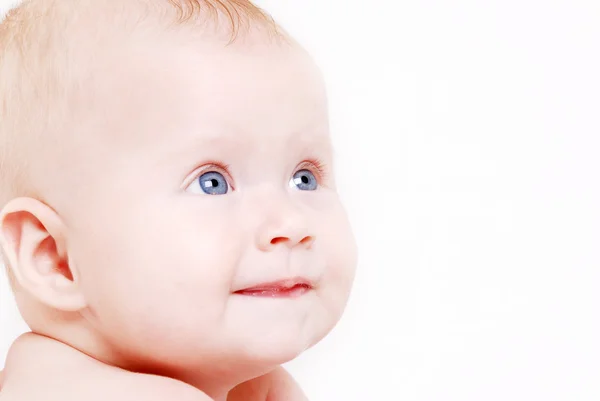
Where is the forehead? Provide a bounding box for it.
[84,35,330,154]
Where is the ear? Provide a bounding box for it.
[0,197,86,312]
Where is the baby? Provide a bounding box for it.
[0,0,357,400]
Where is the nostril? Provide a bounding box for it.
[270,237,288,245]
[299,236,314,246]
[269,236,314,246]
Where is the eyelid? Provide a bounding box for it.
[182,161,234,190]
[182,158,329,190]
[296,158,329,186]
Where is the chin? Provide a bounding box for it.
[234,328,320,367]
[222,293,335,364]
[245,339,309,366]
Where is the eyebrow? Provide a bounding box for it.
[152,122,332,171]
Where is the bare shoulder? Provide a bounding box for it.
[1,372,212,401]
[101,372,214,401]
[0,333,211,401]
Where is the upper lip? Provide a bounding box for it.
[235,277,314,292]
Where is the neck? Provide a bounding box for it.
[179,375,236,401]
[38,322,276,401]
[174,364,273,401]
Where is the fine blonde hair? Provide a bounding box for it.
[0,0,278,207]
[0,0,279,281]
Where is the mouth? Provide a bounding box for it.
[234,278,314,298]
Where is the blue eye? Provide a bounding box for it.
[191,171,229,195]
[291,169,318,191]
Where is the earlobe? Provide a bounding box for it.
[0,197,87,312]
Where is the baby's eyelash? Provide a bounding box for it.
[183,158,329,190]
[183,160,233,189]
[299,158,329,182]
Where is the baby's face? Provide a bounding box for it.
[55,35,357,372]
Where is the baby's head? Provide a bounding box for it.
[0,0,356,389]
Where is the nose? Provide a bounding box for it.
[255,197,315,252]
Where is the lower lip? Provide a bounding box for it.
[235,284,312,298]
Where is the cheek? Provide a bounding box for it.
[317,206,358,320]
[70,200,243,344]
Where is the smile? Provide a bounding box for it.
[234,278,314,298]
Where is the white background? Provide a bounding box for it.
[2,0,600,400]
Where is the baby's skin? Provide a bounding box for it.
[0,334,306,401]
[0,1,357,400]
